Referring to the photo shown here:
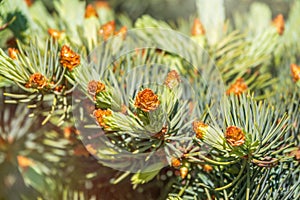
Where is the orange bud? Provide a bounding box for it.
[171,157,181,168]
[193,121,208,140]
[291,64,300,82]
[85,4,98,18]
[64,126,80,140]
[191,18,205,36]
[272,14,285,35]
[17,155,33,168]
[99,21,116,41]
[203,164,213,173]
[64,127,72,139]
[180,166,188,179]
[48,28,64,40]
[8,48,19,60]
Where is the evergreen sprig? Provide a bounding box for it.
[0,0,299,199]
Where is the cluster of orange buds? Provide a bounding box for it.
[8,48,19,60]
[87,80,106,96]
[48,28,64,40]
[99,21,127,40]
[272,14,285,35]
[93,109,112,128]
[60,45,80,71]
[193,121,208,140]
[226,78,248,96]
[224,126,245,147]
[134,88,160,112]
[25,73,48,89]
[291,64,300,82]
[191,18,205,36]
[164,70,181,89]
[85,4,98,18]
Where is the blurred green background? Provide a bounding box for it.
[104,0,291,21]
[38,0,292,22]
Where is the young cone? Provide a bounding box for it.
[224,126,245,147]
[60,45,80,71]
[25,73,48,89]
[134,88,160,112]
[88,80,106,95]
